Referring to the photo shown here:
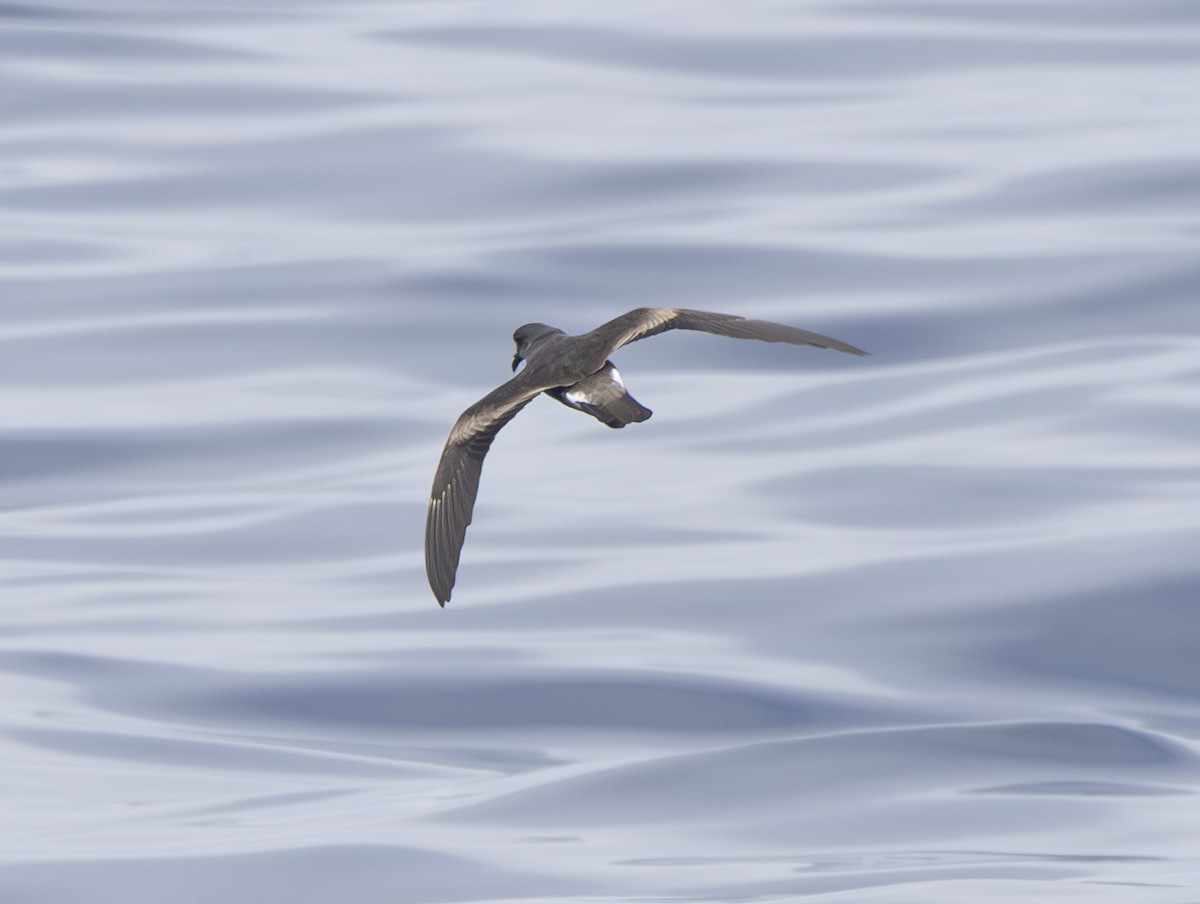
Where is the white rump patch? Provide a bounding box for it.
[565,363,626,406]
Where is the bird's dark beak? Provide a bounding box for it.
[511,355,523,373]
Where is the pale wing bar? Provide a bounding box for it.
[425,380,540,605]
[593,307,868,357]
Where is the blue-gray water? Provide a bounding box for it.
[4,2,1200,901]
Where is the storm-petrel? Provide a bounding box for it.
[425,307,866,605]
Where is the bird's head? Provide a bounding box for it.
[511,322,564,372]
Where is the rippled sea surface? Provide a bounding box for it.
[5,1,1200,900]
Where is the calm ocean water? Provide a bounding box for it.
[4,1,1200,901]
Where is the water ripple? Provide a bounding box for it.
[3,0,1200,901]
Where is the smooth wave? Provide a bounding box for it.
[3,1,1200,901]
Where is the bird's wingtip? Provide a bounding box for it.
[833,342,869,356]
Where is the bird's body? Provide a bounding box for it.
[425,307,866,606]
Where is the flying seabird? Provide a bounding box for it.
[425,307,867,606]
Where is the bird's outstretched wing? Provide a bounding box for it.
[426,376,543,606]
[588,307,868,358]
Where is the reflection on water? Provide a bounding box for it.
[2,1,1200,901]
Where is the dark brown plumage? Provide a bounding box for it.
[426,307,867,606]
